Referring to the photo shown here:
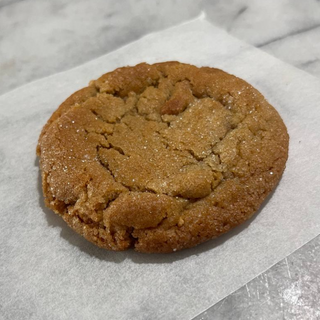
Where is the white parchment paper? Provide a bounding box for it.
[1,17,320,320]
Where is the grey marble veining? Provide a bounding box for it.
[0,0,201,95]
[194,236,320,320]
[1,1,320,320]
[203,0,320,78]
[1,0,320,95]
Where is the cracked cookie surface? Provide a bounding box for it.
[37,62,289,253]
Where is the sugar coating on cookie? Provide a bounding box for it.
[37,62,289,253]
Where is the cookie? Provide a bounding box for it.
[37,62,289,253]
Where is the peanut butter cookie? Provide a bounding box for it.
[37,62,289,253]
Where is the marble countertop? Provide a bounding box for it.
[1,0,319,319]
[1,0,320,95]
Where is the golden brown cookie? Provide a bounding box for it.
[37,62,289,253]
